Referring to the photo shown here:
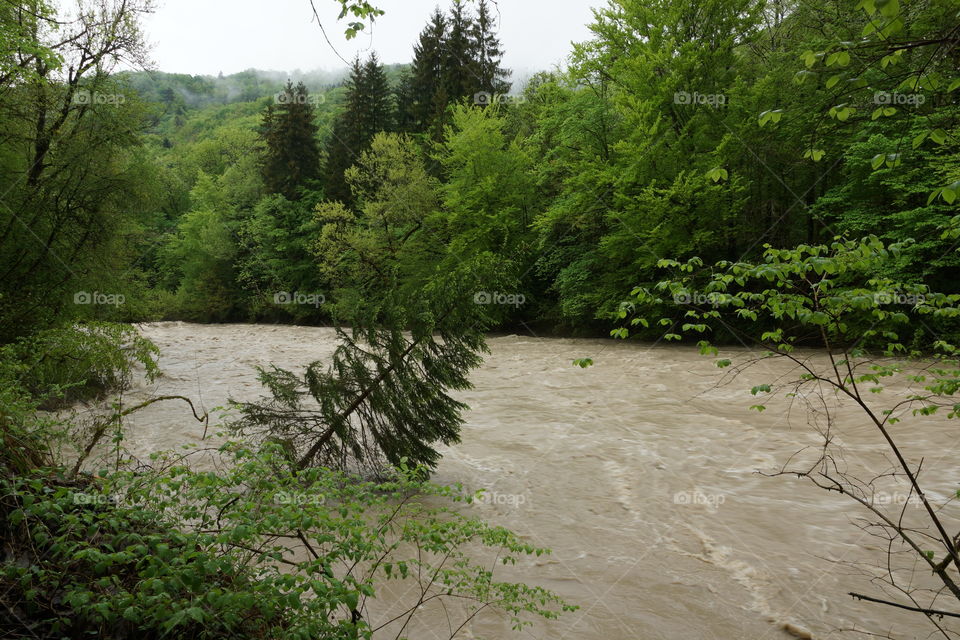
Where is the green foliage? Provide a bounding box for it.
[158,192,240,322]
[1,445,573,639]
[438,106,535,260]
[238,130,517,475]
[3,323,159,409]
[323,54,395,204]
[620,236,953,347]
[238,194,326,321]
[616,236,960,620]
[260,81,323,200]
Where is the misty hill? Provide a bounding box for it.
[119,65,410,110]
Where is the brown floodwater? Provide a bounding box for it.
[93,322,960,639]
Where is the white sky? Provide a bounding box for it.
[141,0,601,78]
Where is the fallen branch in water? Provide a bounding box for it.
[71,395,208,477]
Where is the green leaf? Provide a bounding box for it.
[707,167,728,182]
[759,109,783,127]
[876,0,899,18]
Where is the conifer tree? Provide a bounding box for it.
[441,1,475,108]
[403,1,511,135]
[259,80,321,200]
[470,0,511,98]
[323,58,365,204]
[323,54,394,204]
[404,7,447,133]
[233,134,517,476]
[359,52,394,135]
[393,68,415,132]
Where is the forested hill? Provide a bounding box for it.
[119,66,413,112]
[2,0,957,342]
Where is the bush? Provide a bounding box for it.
[1,443,574,639]
[4,322,160,408]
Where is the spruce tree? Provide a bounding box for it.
[359,52,394,136]
[259,80,321,200]
[323,58,365,204]
[393,68,415,132]
[470,0,511,98]
[323,55,394,204]
[441,1,475,108]
[404,8,447,133]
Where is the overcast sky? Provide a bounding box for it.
[141,0,602,78]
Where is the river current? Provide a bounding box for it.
[94,322,960,639]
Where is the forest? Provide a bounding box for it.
[2,0,960,638]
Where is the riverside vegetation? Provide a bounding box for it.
[1,0,959,637]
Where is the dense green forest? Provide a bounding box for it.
[2,0,960,637]
[4,0,958,340]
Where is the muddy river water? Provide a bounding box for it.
[106,322,960,639]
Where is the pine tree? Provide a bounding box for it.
[359,52,394,136]
[470,0,511,98]
[404,8,447,133]
[403,1,510,135]
[441,1,475,108]
[259,80,321,200]
[323,55,395,204]
[393,68,415,132]
[323,58,365,204]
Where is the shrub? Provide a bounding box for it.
[5,322,160,408]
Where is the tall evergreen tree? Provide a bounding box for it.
[441,1,475,107]
[323,55,395,204]
[470,0,511,98]
[323,58,365,204]
[393,68,415,132]
[259,80,321,200]
[403,8,447,133]
[403,1,511,136]
[359,52,394,135]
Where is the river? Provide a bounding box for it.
[98,322,960,639]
